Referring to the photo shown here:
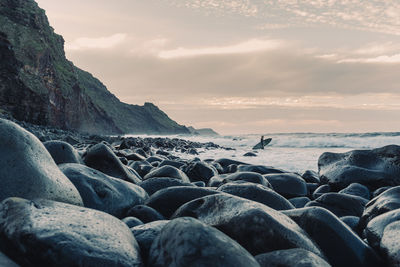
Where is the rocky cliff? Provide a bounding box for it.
[0,0,189,135]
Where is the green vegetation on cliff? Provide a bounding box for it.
[0,0,189,134]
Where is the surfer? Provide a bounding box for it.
[260,136,264,149]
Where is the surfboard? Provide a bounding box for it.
[252,138,272,149]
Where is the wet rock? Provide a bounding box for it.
[305,193,368,217]
[148,217,260,267]
[116,149,145,161]
[143,165,190,183]
[0,119,83,205]
[283,207,382,267]
[122,217,144,228]
[289,197,311,208]
[318,145,400,190]
[255,248,331,267]
[129,161,154,178]
[44,140,83,165]
[158,160,185,169]
[380,221,400,266]
[359,186,400,231]
[0,197,143,267]
[181,161,218,183]
[237,164,285,175]
[146,186,220,218]
[192,181,205,187]
[209,172,272,187]
[214,158,248,173]
[131,220,169,263]
[340,216,360,232]
[217,182,294,210]
[264,173,307,198]
[125,205,165,223]
[60,163,148,218]
[372,186,391,198]
[139,177,193,196]
[0,251,20,267]
[83,143,142,184]
[173,194,322,257]
[302,170,320,184]
[364,208,400,249]
[339,183,370,199]
[312,184,331,199]
[146,156,164,164]
[243,152,257,157]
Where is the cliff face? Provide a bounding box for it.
[0,0,189,135]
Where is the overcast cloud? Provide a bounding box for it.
[36,0,400,134]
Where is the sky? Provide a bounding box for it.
[35,0,400,134]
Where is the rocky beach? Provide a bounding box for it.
[0,117,400,266]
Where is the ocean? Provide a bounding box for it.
[129,132,400,174]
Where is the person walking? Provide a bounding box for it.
[260,135,264,149]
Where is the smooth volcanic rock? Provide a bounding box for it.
[122,217,144,228]
[318,145,400,190]
[0,119,82,205]
[158,160,185,169]
[237,164,285,174]
[125,205,165,223]
[214,158,248,171]
[146,186,220,218]
[380,221,400,266]
[0,198,143,267]
[131,220,169,263]
[172,194,322,257]
[129,161,154,178]
[60,163,148,218]
[289,197,311,208]
[283,207,382,267]
[116,150,145,161]
[339,183,370,200]
[364,208,400,249]
[83,143,142,184]
[305,193,368,217]
[302,170,320,184]
[181,161,218,183]
[359,186,400,231]
[44,140,84,165]
[209,172,272,187]
[312,184,331,199]
[372,186,392,198]
[139,177,193,196]
[217,182,294,210]
[0,251,19,267]
[264,173,307,198]
[243,152,257,157]
[340,216,360,232]
[255,248,331,267]
[143,165,190,183]
[148,217,260,267]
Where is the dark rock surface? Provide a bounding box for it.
[209,171,271,187]
[83,143,142,184]
[318,145,400,190]
[44,140,83,164]
[255,248,331,267]
[0,251,19,267]
[173,194,322,257]
[380,221,400,266]
[131,220,169,263]
[125,205,165,223]
[139,177,193,196]
[122,216,144,228]
[264,173,307,198]
[237,164,285,174]
[339,183,370,200]
[283,207,382,267]
[217,182,295,210]
[302,170,320,183]
[143,165,190,183]
[0,197,143,267]
[148,217,260,267]
[60,163,148,218]
[359,186,400,231]
[305,193,368,217]
[0,119,82,205]
[146,186,220,218]
[181,161,218,183]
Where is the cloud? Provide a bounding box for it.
[338,54,400,63]
[158,39,283,59]
[65,33,127,50]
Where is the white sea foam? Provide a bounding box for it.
[126,132,400,173]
